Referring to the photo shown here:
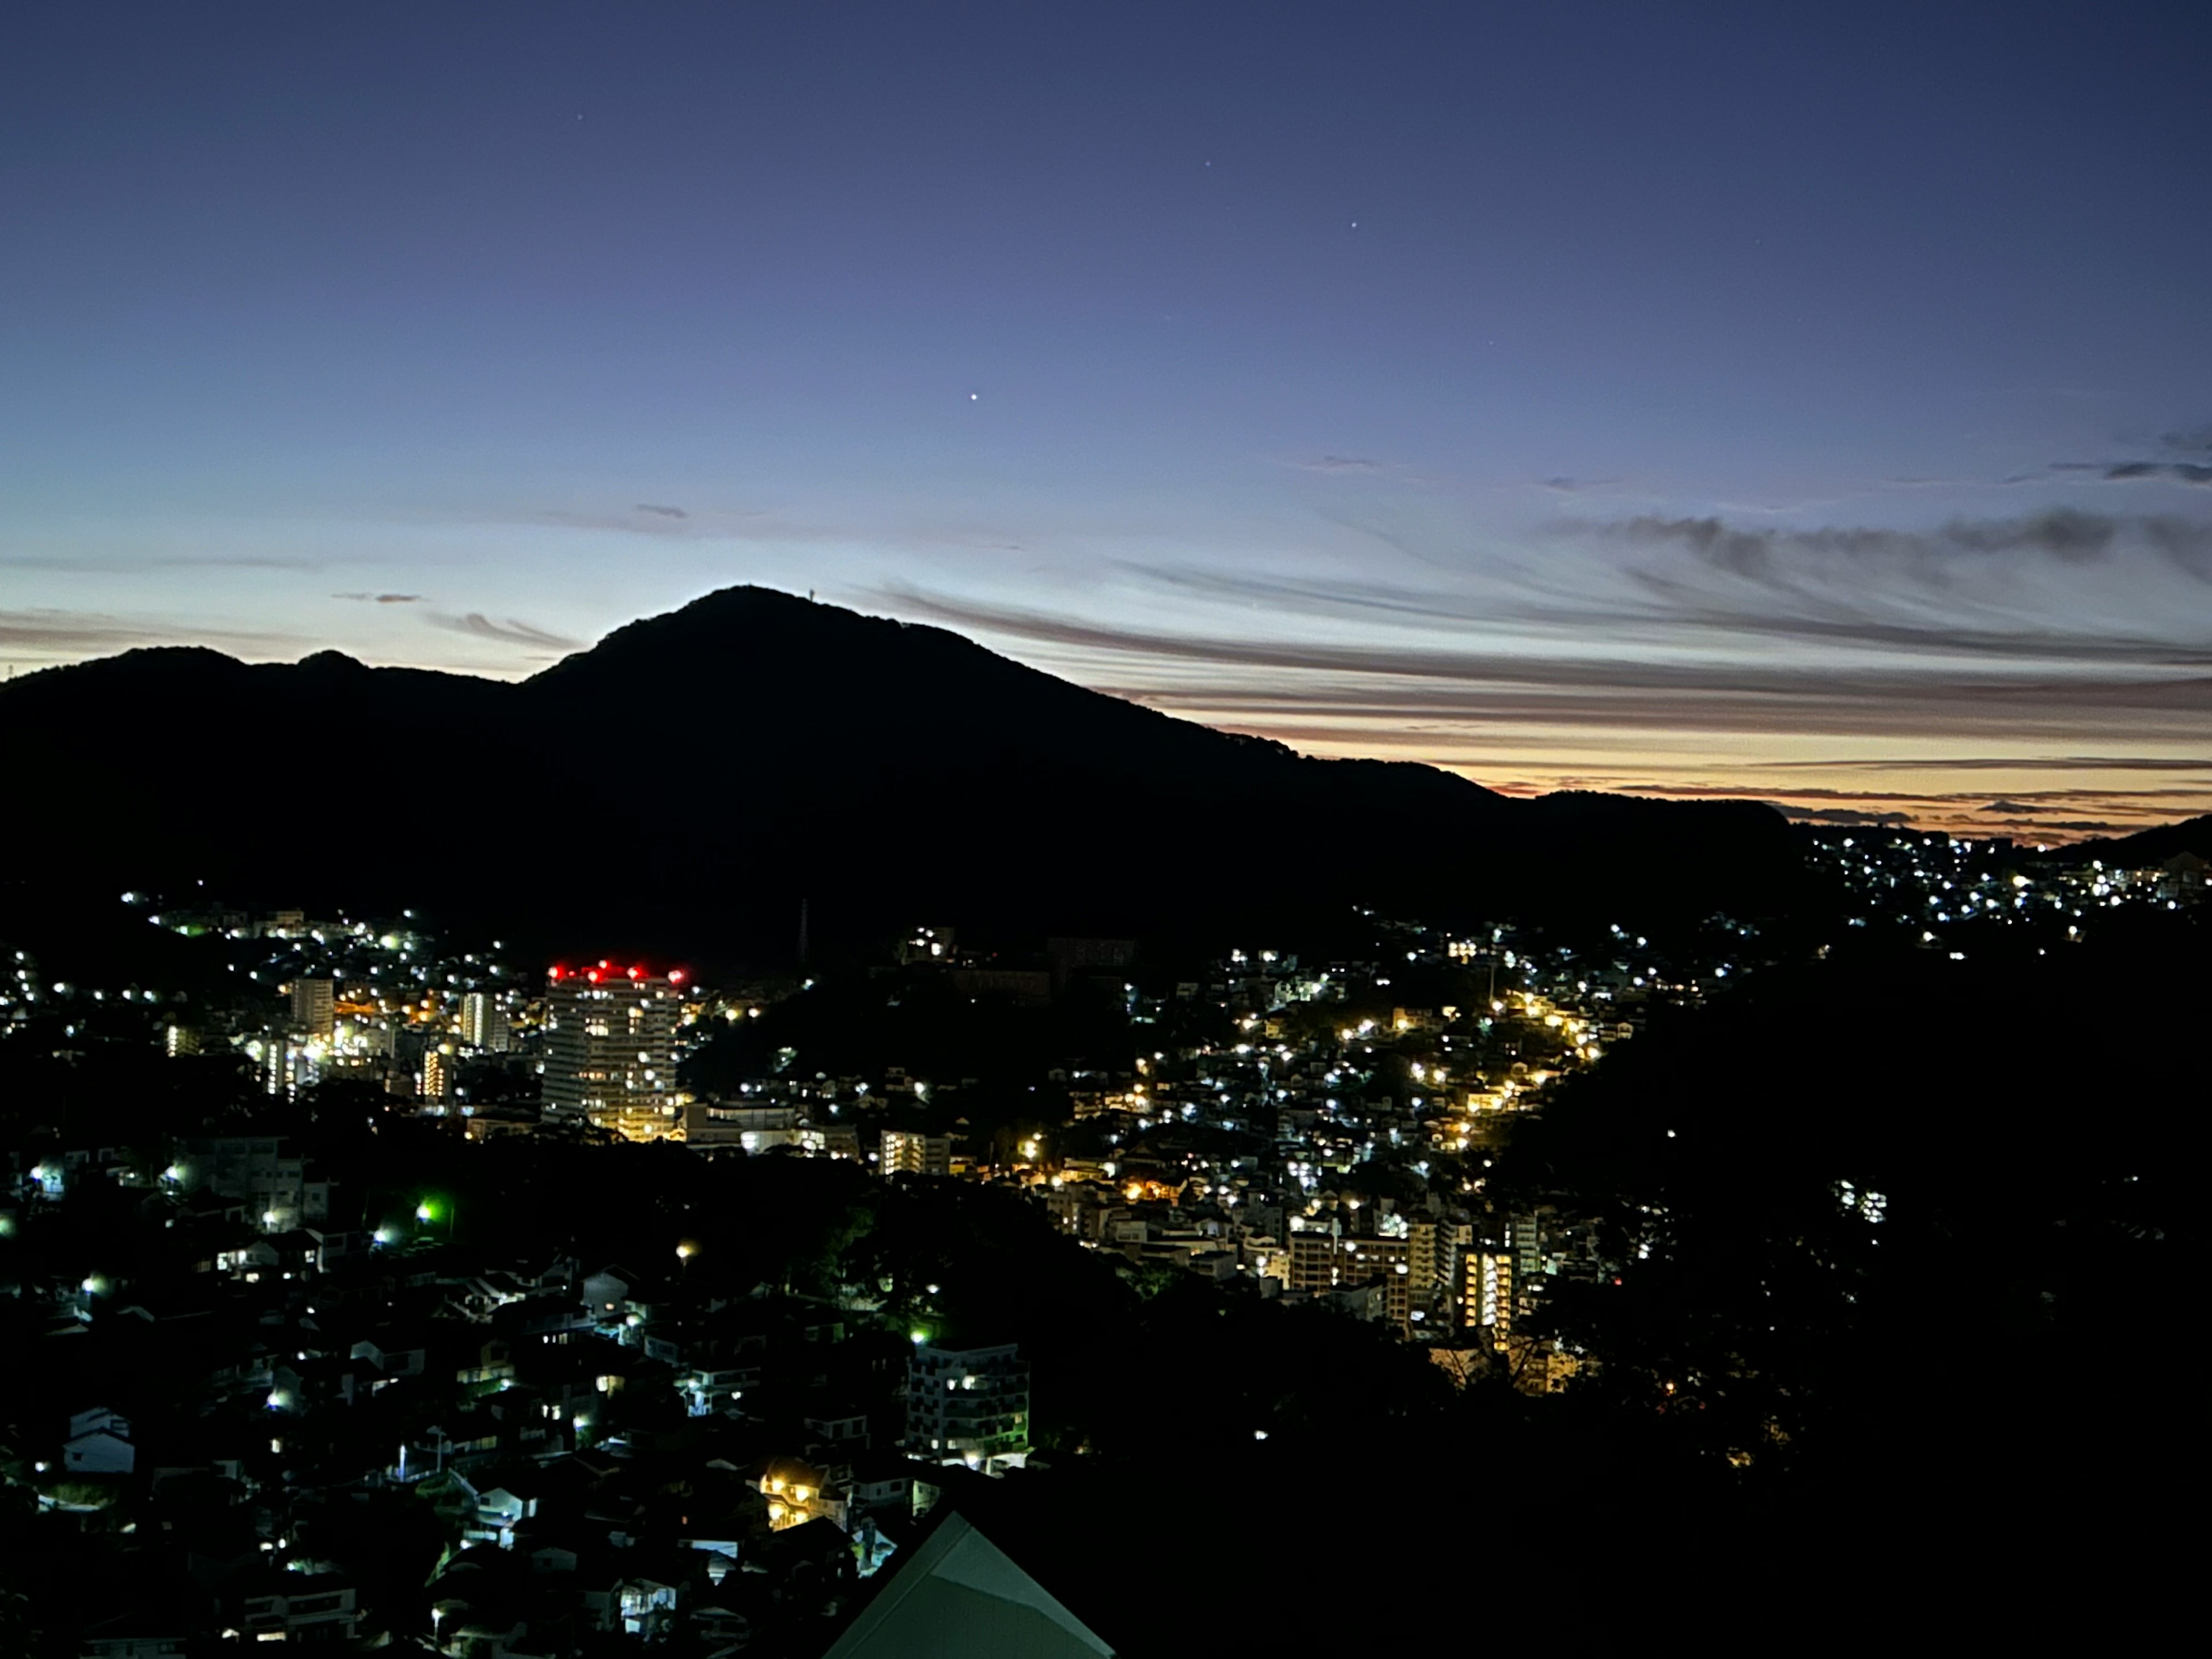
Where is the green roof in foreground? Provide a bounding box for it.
[823,1512,1114,1659]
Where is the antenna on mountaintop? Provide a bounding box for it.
[797,896,810,967]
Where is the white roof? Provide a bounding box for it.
[823,1513,1113,1658]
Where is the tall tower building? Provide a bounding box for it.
[543,962,684,1140]
[1463,1250,1514,1346]
[460,991,510,1052]
[289,978,336,1040]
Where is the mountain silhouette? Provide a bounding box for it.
[0,587,1800,960]
[2048,813,2211,869]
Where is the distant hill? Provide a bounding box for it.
[2045,813,2212,869]
[0,586,1801,961]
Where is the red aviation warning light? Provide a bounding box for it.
[552,961,683,985]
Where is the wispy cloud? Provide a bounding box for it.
[0,554,325,573]
[427,612,581,650]
[529,506,704,537]
[857,489,2212,840]
[1283,454,1384,474]
[876,586,2211,744]
[1752,755,2212,772]
[1122,560,2212,669]
[1785,807,1918,825]
[1588,508,2212,579]
[634,503,689,518]
[334,592,423,604]
[2048,460,2212,486]
[2039,426,2212,487]
[0,608,302,656]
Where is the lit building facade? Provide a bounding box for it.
[543,962,685,1140]
[904,1342,1030,1471]
[1288,1230,1413,1331]
[460,991,511,1052]
[1463,1250,1513,1346]
[880,1130,953,1177]
[289,977,336,1040]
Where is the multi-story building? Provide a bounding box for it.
[685,1102,799,1150]
[421,1047,452,1102]
[289,978,336,1040]
[1410,1218,1471,1325]
[1288,1230,1413,1330]
[880,1130,953,1178]
[460,991,511,1053]
[895,925,956,965]
[543,963,684,1140]
[176,1135,332,1234]
[1462,1249,1513,1346]
[904,1342,1030,1471]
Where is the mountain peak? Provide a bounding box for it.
[295,649,370,674]
[0,588,1806,953]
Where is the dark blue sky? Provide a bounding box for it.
[6,2,2209,833]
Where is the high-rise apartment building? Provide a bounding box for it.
[289,978,336,1040]
[904,1342,1031,1471]
[1410,1218,1471,1324]
[543,962,684,1140]
[880,1130,953,1177]
[1287,1229,1413,1331]
[459,991,511,1052]
[1463,1250,1514,1346]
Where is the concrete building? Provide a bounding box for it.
[684,1102,799,1150]
[543,962,684,1140]
[177,1135,331,1234]
[237,1578,361,1646]
[1464,1249,1514,1344]
[289,977,336,1040]
[881,1130,953,1178]
[460,991,511,1052]
[1287,1230,1413,1330]
[905,1342,1031,1471]
[1410,1218,1472,1325]
[63,1407,135,1475]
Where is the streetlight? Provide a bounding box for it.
[675,1242,695,1279]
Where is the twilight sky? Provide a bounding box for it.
[6,2,2209,838]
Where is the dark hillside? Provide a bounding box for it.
[1,588,1802,957]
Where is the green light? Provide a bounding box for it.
[416,1203,435,1223]
[909,1330,929,1344]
